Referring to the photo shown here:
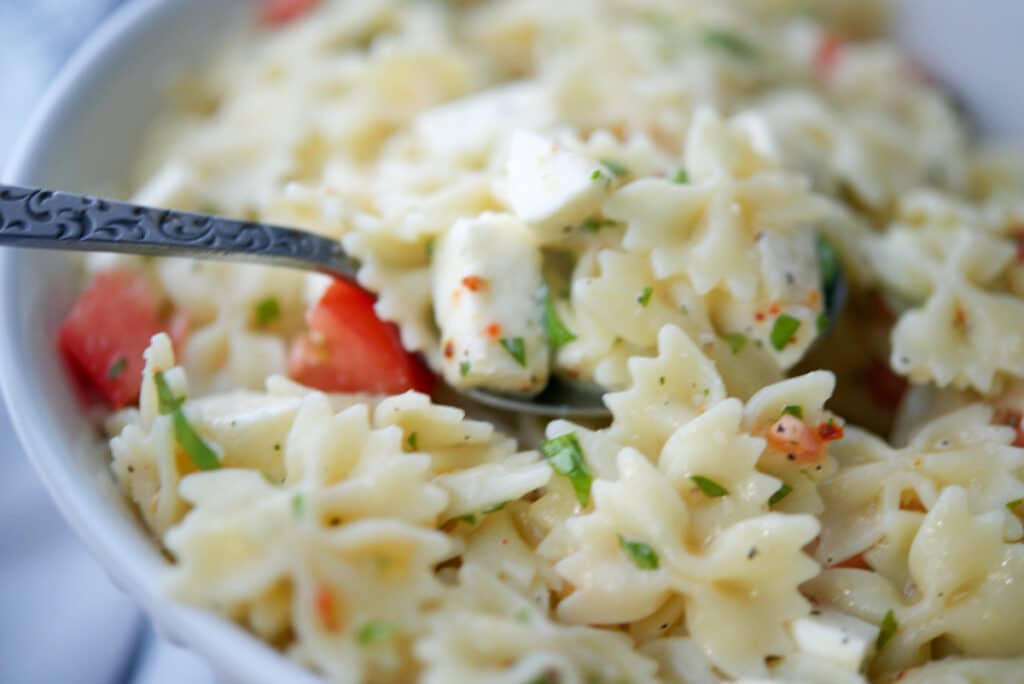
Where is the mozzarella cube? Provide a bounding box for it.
[414,83,554,162]
[432,213,549,394]
[789,610,879,672]
[501,130,608,243]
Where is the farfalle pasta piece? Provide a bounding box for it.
[417,563,660,684]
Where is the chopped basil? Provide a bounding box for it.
[459,361,471,377]
[154,371,220,471]
[619,535,660,570]
[770,314,801,350]
[581,217,621,232]
[816,312,829,334]
[876,610,898,650]
[769,483,793,506]
[600,158,629,178]
[515,607,531,623]
[540,433,593,507]
[701,28,757,59]
[459,513,478,525]
[637,287,654,307]
[407,432,418,450]
[591,169,604,181]
[500,337,527,367]
[107,356,127,381]
[691,475,729,498]
[483,501,507,513]
[357,621,397,645]
[543,290,577,351]
[672,169,689,184]
[291,493,306,520]
[254,296,281,327]
[723,332,747,354]
[782,405,804,419]
[1007,498,1023,512]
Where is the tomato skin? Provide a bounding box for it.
[58,270,165,409]
[288,279,435,396]
[261,0,318,25]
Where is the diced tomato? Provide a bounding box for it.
[865,357,908,412]
[314,585,342,633]
[261,0,318,26]
[288,279,435,395]
[814,32,845,81]
[766,414,827,464]
[58,270,165,409]
[817,419,845,442]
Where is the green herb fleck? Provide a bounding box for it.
[459,513,478,525]
[637,287,653,307]
[619,535,660,570]
[690,475,729,498]
[659,376,666,386]
[459,361,471,377]
[876,610,898,650]
[770,314,801,351]
[254,297,281,327]
[515,607,531,623]
[107,356,127,381]
[701,28,757,59]
[154,371,220,471]
[723,332,747,354]
[540,433,593,507]
[782,405,804,419]
[543,290,577,351]
[816,312,829,334]
[274,442,281,451]
[600,158,629,178]
[407,432,418,450]
[1008,498,1024,513]
[483,501,507,513]
[425,237,435,259]
[703,387,710,397]
[357,621,397,646]
[591,169,604,181]
[769,483,793,506]
[672,169,689,184]
[817,237,841,293]
[500,337,527,367]
[291,493,306,519]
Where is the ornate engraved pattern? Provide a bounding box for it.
[0,184,359,278]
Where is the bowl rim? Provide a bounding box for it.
[0,2,319,682]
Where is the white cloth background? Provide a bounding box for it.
[0,1,214,682]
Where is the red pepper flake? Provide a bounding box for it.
[484,322,503,340]
[443,340,455,359]
[817,419,844,442]
[261,0,319,25]
[768,302,781,316]
[992,408,1024,447]
[804,289,821,307]
[896,671,908,682]
[501,538,509,545]
[912,457,922,468]
[315,585,342,633]
[952,302,968,334]
[864,358,908,412]
[814,32,845,81]
[754,311,766,322]
[461,275,486,292]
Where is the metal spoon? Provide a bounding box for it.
[0,184,845,419]
[0,183,613,418]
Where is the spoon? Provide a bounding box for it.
[0,184,845,419]
[0,183,615,418]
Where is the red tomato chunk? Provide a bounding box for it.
[288,279,435,395]
[262,0,319,26]
[58,270,165,408]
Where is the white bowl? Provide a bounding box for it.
[1,1,1022,682]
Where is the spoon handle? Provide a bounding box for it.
[0,184,359,278]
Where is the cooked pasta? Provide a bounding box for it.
[58,0,1024,681]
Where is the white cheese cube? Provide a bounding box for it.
[414,82,554,162]
[789,610,879,672]
[432,213,549,394]
[501,130,608,243]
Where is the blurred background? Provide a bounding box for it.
[0,4,211,683]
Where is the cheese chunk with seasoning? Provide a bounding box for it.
[501,130,608,243]
[432,212,549,394]
[789,610,879,672]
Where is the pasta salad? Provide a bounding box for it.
[56,0,1024,682]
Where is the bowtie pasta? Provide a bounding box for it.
[59,0,1024,682]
